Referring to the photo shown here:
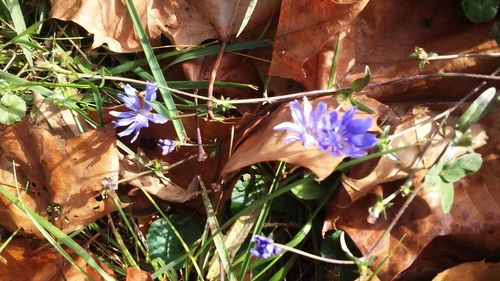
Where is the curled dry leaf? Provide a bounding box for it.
[269,0,369,86]
[0,96,119,236]
[338,104,488,206]
[0,239,115,281]
[119,150,199,203]
[50,0,277,52]
[126,267,153,281]
[222,96,388,181]
[432,261,500,281]
[51,0,175,52]
[270,0,499,96]
[323,107,500,280]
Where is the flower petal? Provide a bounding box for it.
[109,110,135,118]
[346,118,372,134]
[123,84,136,96]
[273,122,302,133]
[148,113,169,124]
[145,81,158,102]
[117,93,140,110]
[341,107,357,126]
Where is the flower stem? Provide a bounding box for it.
[273,243,355,265]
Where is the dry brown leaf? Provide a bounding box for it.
[269,0,369,86]
[0,239,115,281]
[338,103,488,206]
[50,0,175,52]
[50,0,278,52]
[323,108,500,280]
[0,118,118,235]
[432,261,500,281]
[222,96,388,180]
[119,150,199,203]
[270,0,499,95]
[126,267,153,281]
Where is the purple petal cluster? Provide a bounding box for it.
[158,139,176,155]
[250,235,281,259]
[110,82,169,142]
[274,97,327,148]
[273,97,377,158]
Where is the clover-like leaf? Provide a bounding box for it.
[462,0,499,23]
[146,214,202,269]
[0,94,27,125]
[440,153,483,183]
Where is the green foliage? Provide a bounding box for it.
[231,174,266,213]
[456,87,497,133]
[441,153,483,182]
[462,0,499,23]
[0,92,26,125]
[146,215,202,269]
[290,177,327,200]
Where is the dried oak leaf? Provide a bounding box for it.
[432,261,500,281]
[269,0,369,85]
[270,0,499,97]
[337,103,488,206]
[50,0,277,52]
[119,150,199,203]
[323,108,500,280]
[50,0,175,52]
[0,239,115,281]
[0,118,119,235]
[222,96,389,180]
[126,267,153,281]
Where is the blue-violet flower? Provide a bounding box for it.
[158,139,176,155]
[317,106,377,158]
[250,235,281,259]
[109,82,169,142]
[273,97,327,148]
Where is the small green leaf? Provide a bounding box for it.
[290,178,327,200]
[231,174,265,213]
[146,215,201,269]
[0,93,26,125]
[462,0,499,23]
[440,153,483,183]
[350,66,371,92]
[439,181,454,213]
[456,87,497,132]
[423,164,444,189]
[146,100,171,119]
[349,96,375,114]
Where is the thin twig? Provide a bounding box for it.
[207,41,227,119]
[78,72,500,105]
[273,243,355,265]
[387,67,500,141]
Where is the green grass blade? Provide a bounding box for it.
[2,0,34,67]
[236,0,259,37]
[238,162,285,279]
[0,227,20,254]
[166,39,270,68]
[198,176,238,281]
[124,0,186,142]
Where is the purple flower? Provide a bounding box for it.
[250,235,281,259]
[158,139,176,155]
[318,107,377,158]
[273,97,327,148]
[109,82,169,142]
